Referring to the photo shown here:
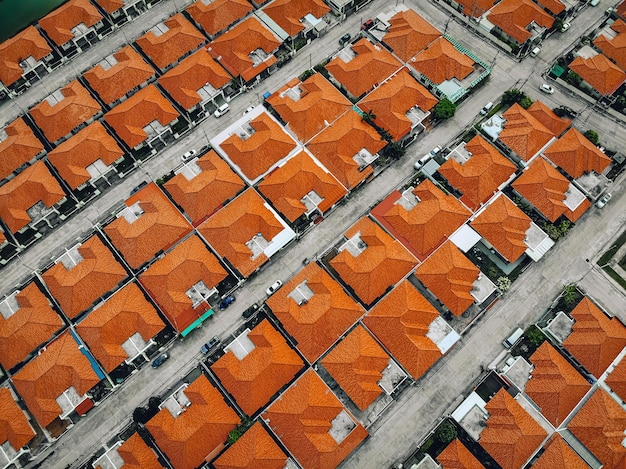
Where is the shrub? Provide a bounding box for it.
[435,421,457,444]
[433,99,456,120]
[584,129,599,145]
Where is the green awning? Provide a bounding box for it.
[181,309,214,337]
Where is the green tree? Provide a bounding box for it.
[555,18,564,32]
[562,284,579,306]
[526,326,545,347]
[435,420,457,444]
[520,96,533,109]
[381,141,405,160]
[566,71,582,86]
[502,88,524,104]
[361,108,376,124]
[433,99,456,120]
[584,129,599,145]
[497,276,511,292]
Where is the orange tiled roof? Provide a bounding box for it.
[135,13,206,70]
[213,421,288,469]
[197,188,285,278]
[532,434,589,469]
[158,47,231,111]
[487,0,554,44]
[104,182,191,270]
[47,121,124,189]
[11,331,100,428]
[266,262,364,363]
[139,235,227,332]
[326,38,402,98]
[0,26,51,87]
[330,216,418,306]
[208,16,281,82]
[415,241,479,316]
[563,297,626,377]
[372,179,471,260]
[538,0,566,14]
[526,100,570,137]
[512,156,590,223]
[321,325,390,410]
[544,127,611,179]
[186,0,252,37]
[0,117,44,181]
[83,46,155,105]
[438,135,516,211]
[42,235,127,320]
[364,280,441,379]
[569,54,626,96]
[211,318,304,416]
[0,161,65,234]
[499,103,557,162]
[606,355,626,402]
[30,80,101,144]
[358,68,438,141]
[267,73,352,143]
[568,388,626,468]
[470,194,531,263]
[164,149,245,225]
[436,439,485,469]
[594,19,626,74]
[146,373,239,469]
[526,341,591,427]
[76,282,165,373]
[453,0,497,17]
[93,0,124,14]
[411,37,475,84]
[116,433,163,469]
[0,282,63,371]
[0,387,36,452]
[38,0,103,47]
[104,84,179,149]
[382,9,441,62]
[263,0,330,37]
[219,112,298,180]
[619,0,626,19]
[257,150,346,222]
[262,369,368,469]
[480,388,548,469]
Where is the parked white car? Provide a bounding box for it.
[540,83,554,94]
[266,280,282,296]
[596,193,612,208]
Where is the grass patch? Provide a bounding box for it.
[598,228,626,266]
[603,266,626,290]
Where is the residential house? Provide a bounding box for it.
[261,0,331,39]
[595,19,626,72]
[618,0,626,20]
[605,353,626,402]
[0,117,45,182]
[537,0,567,16]
[93,0,147,26]
[569,53,626,96]
[436,439,485,468]
[543,127,611,179]
[91,433,162,469]
[185,0,252,39]
[451,0,497,18]
[266,262,364,363]
[531,434,589,469]
[0,387,36,467]
[381,8,441,62]
[487,0,554,46]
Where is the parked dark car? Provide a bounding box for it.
[130,180,148,195]
[242,303,258,319]
[219,295,236,310]
[201,336,220,354]
[151,353,169,368]
[553,105,578,119]
[339,33,351,46]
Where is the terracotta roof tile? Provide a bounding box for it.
[267,73,352,142]
[213,421,288,469]
[563,297,626,377]
[326,38,402,98]
[321,325,391,410]
[594,19,626,74]
[104,84,179,149]
[146,373,239,469]
[0,387,36,452]
[104,182,191,269]
[158,47,231,111]
[415,241,479,316]
[532,434,589,469]
[358,68,438,141]
[0,282,63,371]
[164,149,245,225]
[330,216,418,306]
[437,439,485,469]
[76,282,165,373]
[538,0,566,15]
[470,194,531,263]
[257,150,346,222]
[382,9,441,62]
[543,128,611,179]
[47,121,124,189]
[208,16,281,82]
[499,103,556,162]
[526,341,591,427]
[569,54,626,96]
[186,0,252,37]
[11,331,100,428]
[0,161,66,234]
[30,80,101,144]
[619,0,626,19]
[0,26,52,87]
[372,179,471,260]
[197,188,285,278]
[439,135,516,211]
[136,13,206,70]
[42,235,127,319]
[305,111,384,188]
[0,117,45,181]
[480,389,548,469]
[38,0,103,47]
[606,355,626,402]
[262,0,330,37]
[139,235,227,332]
[453,0,497,17]
[487,0,554,44]
[568,388,626,468]
[266,263,364,363]
[262,369,368,469]
[93,0,125,14]
[411,37,475,84]
[83,46,155,105]
[211,319,304,416]
[526,100,570,137]
[116,433,163,469]
[219,112,298,181]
